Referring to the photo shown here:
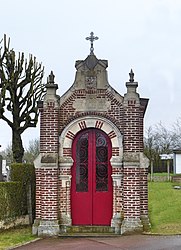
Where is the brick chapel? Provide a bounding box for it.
[33,33,150,236]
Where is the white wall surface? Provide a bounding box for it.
[176,154,181,174]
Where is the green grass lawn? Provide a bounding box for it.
[149,172,173,176]
[0,226,38,250]
[148,182,181,234]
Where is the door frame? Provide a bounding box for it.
[59,116,123,226]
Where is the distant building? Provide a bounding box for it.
[0,160,9,181]
[173,149,181,174]
[2,160,6,176]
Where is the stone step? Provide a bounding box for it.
[58,233,120,238]
[60,225,115,234]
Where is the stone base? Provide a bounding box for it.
[111,213,123,234]
[121,218,143,235]
[141,215,151,232]
[32,219,60,236]
[60,213,72,226]
[32,219,40,235]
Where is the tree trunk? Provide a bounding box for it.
[12,129,24,163]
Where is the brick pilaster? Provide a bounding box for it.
[40,167,58,220]
[40,103,59,154]
[123,167,141,219]
[140,167,151,231]
[35,169,41,219]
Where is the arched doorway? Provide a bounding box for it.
[71,128,113,225]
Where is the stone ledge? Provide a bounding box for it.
[0,215,29,230]
[32,219,60,236]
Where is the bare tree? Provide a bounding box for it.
[0,143,13,164]
[0,35,45,162]
[153,123,174,154]
[24,138,40,163]
[144,120,181,174]
[144,126,161,169]
[144,122,178,155]
[172,118,181,149]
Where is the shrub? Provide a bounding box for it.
[0,182,25,220]
[10,163,36,221]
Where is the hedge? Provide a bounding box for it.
[10,163,36,221]
[10,163,35,184]
[0,182,25,220]
[0,163,36,222]
[0,163,36,220]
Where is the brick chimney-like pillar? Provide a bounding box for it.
[33,72,60,236]
[121,73,144,234]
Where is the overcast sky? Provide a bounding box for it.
[1,0,181,151]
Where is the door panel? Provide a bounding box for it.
[93,131,112,225]
[71,129,112,225]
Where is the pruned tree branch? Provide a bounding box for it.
[0,34,46,162]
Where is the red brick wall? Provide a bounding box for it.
[123,167,141,219]
[123,101,142,152]
[140,168,149,216]
[35,169,41,219]
[112,167,123,214]
[40,102,59,154]
[59,167,71,217]
[37,168,58,220]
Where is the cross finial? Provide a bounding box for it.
[86,32,99,55]
[129,69,134,82]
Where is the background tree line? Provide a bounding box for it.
[144,119,181,172]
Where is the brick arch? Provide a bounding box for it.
[59,115,123,159]
[61,111,120,133]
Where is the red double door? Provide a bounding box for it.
[71,128,113,225]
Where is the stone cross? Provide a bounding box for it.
[86,32,99,55]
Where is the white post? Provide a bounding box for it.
[167,159,170,181]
